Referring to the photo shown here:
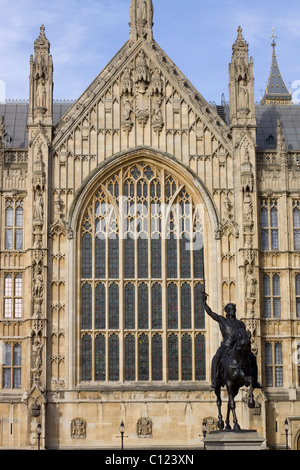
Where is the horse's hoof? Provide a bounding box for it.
[218,420,224,430]
[233,424,241,431]
[225,424,232,430]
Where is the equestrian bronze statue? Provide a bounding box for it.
[203,296,261,431]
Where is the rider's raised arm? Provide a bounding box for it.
[204,302,221,322]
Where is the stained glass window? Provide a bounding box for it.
[125,283,135,329]
[168,334,179,381]
[95,283,106,329]
[168,283,178,329]
[109,334,119,381]
[138,283,148,329]
[138,333,149,381]
[79,162,206,383]
[152,334,163,381]
[95,334,106,381]
[125,334,135,381]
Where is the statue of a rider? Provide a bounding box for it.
[203,297,261,390]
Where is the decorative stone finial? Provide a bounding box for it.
[129,0,154,42]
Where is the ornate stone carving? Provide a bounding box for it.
[71,418,87,439]
[137,417,153,438]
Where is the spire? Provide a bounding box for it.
[129,0,154,42]
[261,28,291,105]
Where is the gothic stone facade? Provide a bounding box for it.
[0,0,300,450]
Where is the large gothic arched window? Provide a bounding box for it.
[79,161,206,383]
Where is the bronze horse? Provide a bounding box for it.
[214,327,255,431]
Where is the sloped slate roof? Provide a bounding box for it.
[2,101,300,151]
[256,105,300,150]
[0,101,73,148]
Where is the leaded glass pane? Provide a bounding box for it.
[95,334,106,381]
[181,283,191,329]
[82,234,92,278]
[138,333,149,381]
[194,283,205,329]
[95,283,106,329]
[296,275,300,296]
[168,334,178,381]
[275,343,282,364]
[263,298,271,318]
[109,237,119,279]
[263,275,270,295]
[138,238,148,279]
[5,207,13,227]
[194,246,204,279]
[13,369,21,389]
[265,343,272,365]
[261,230,269,250]
[151,283,162,329]
[108,334,119,381]
[152,334,162,381]
[181,334,192,380]
[125,283,135,329]
[180,234,191,278]
[168,283,178,329]
[275,367,283,387]
[294,231,300,250]
[138,283,148,329]
[294,208,300,228]
[125,334,135,381]
[3,369,11,389]
[4,344,11,366]
[81,335,92,381]
[271,230,278,250]
[261,207,268,227]
[13,344,21,366]
[167,235,177,278]
[95,237,106,279]
[5,229,13,250]
[270,207,278,227]
[125,237,135,278]
[108,283,119,329]
[195,334,206,380]
[266,366,273,387]
[15,206,23,227]
[151,238,161,278]
[81,284,92,329]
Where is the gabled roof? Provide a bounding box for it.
[261,30,291,105]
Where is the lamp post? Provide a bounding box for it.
[120,421,125,451]
[36,422,42,451]
[284,419,289,450]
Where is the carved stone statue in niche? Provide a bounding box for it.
[32,337,43,372]
[238,79,249,111]
[245,265,257,300]
[137,0,148,21]
[36,78,46,109]
[243,193,253,223]
[33,266,44,300]
[33,190,44,222]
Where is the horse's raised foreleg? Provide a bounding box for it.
[215,386,224,430]
[247,378,255,409]
[226,382,240,431]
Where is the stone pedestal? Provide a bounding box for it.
[203,430,264,451]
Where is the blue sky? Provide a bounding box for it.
[1,0,300,103]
